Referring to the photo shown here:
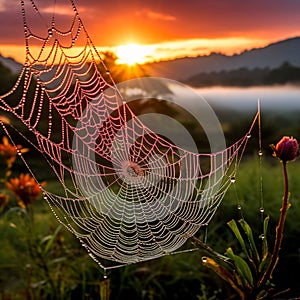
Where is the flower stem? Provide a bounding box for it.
[258,161,290,288]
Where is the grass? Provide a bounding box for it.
[1,152,300,299]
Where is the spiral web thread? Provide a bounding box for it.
[0,0,258,270]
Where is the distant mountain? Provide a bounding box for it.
[143,37,300,81]
[0,55,23,74]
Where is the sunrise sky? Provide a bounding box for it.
[0,0,300,64]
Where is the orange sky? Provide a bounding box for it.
[0,0,300,64]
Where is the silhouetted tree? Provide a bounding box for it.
[98,51,149,84]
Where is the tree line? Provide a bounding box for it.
[186,62,300,87]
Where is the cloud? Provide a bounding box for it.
[0,1,18,12]
[136,9,176,21]
[41,5,76,16]
[41,4,88,16]
[0,1,4,12]
[145,37,270,62]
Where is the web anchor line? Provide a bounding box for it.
[0,0,259,270]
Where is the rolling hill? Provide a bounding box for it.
[0,55,22,74]
[143,37,300,81]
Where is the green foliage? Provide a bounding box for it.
[197,216,273,299]
[197,283,222,300]
[0,136,104,300]
[1,205,107,299]
[195,154,300,299]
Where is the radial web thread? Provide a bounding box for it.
[0,0,258,270]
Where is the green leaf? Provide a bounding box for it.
[226,247,254,288]
[262,216,270,258]
[49,257,67,265]
[43,225,62,254]
[259,216,270,273]
[201,256,245,299]
[227,220,249,257]
[239,219,260,263]
[259,255,270,273]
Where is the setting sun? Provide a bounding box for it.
[115,43,154,65]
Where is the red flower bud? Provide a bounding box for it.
[271,136,299,162]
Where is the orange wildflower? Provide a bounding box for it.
[5,173,46,209]
[0,136,29,169]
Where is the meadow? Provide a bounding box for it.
[1,106,300,299]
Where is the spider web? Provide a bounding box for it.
[0,0,258,270]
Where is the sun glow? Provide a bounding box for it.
[115,43,154,65]
[1,38,271,67]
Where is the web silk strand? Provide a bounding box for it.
[0,0,257,270]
